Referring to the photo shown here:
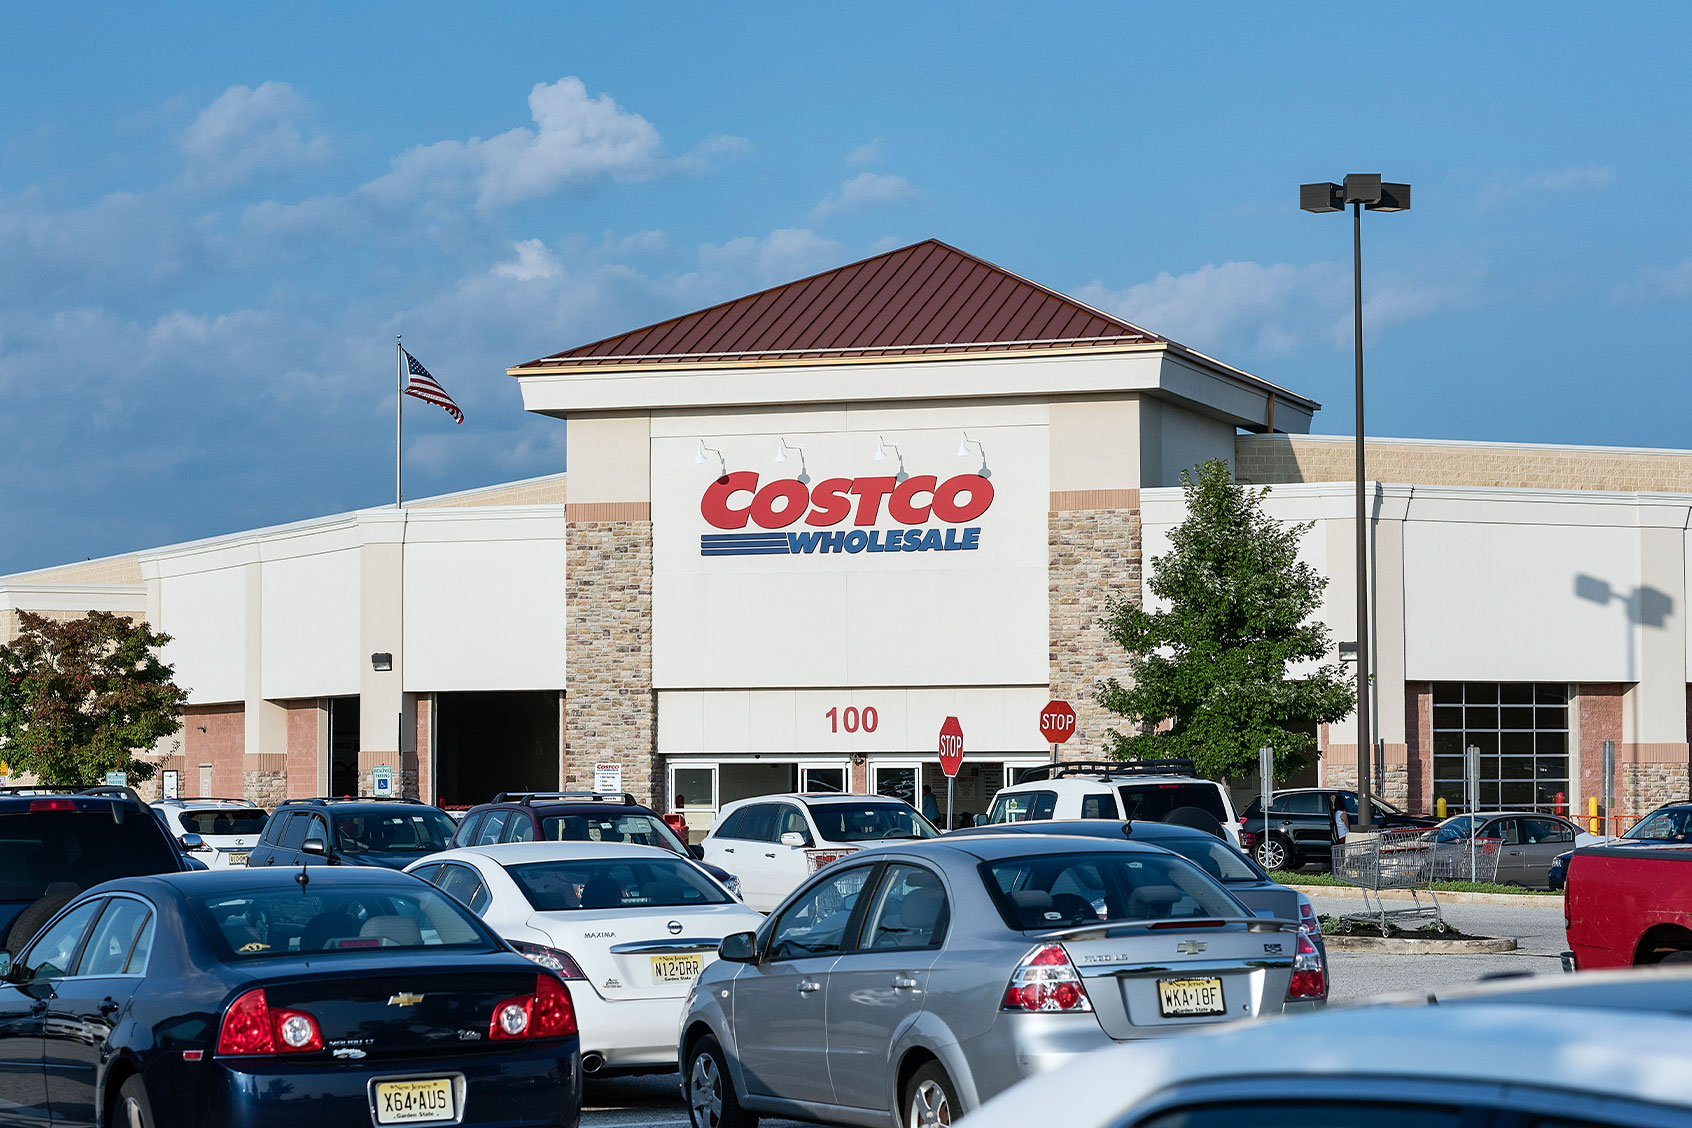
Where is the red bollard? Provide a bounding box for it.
[1555,791,1567,816]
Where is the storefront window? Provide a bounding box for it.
[1432,683,1569,813]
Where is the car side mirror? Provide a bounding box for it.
[779,831,811,848]
[302,838,327,856]
[973,814,987,827]
[0,951,11,981]
[688,844,705,860]
[181,833,205,852]
[719,932,758,963]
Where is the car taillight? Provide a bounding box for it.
[510,941,586,979]
[1286,931,1326,1000]
[1298,899,1318,934]
[806,848,857,873]
[1001,944,1093,1013]
[1239,830,1258,851]
[216,988,323,1055]
[491,973,577,1040]
[29,798,76,812]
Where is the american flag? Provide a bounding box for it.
[402,349,464,424]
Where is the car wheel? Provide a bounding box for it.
[905,1061,960,1128]
[118,1076,155,1128]
[1255,835,1291,871]
[1660,950,1692,965]
[687,1035,757,1128]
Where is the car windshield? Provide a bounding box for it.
[1624,808,1692,841]
[177,808,268,836]
[1144,836,1268,884]
[807,802,938,842]
[507,857,734,911]
[982,850,1244,930]
[0,810,180,903]
[540,812,688,854]
[191,884,491,959]
[331,809,458,854]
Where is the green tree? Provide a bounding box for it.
[0,610,187,785]
[1093,459,1354,780]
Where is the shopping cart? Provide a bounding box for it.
[1329,827,1466,931]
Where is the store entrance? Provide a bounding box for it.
[433,691,559,808]
[328,696,359,797]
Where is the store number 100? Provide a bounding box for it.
[824,706,879,734]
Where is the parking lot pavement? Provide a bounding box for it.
[582,1074,816,1128]
[1309,889,1571,1003]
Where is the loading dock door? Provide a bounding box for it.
[433,690,559,808]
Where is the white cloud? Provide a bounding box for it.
[1077,259,1481,357]
[179,82,331,194]
[492,239,562,282]
[695,228,842,288]
[812,172,919,220]
[1613,258,1692,305]
[846,139,884,168]
[1478,165,1612,210]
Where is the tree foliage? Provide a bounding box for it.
[1093,459,1354,781]
[0,611,187,785]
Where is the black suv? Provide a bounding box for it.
[451,791,742,897]
[245,796,459,870]
[1242,788,1438,871]
[0,785,197,952]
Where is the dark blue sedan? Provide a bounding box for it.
[0,867,581,1127]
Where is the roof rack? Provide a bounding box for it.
[493,791,638,806]
[156,795,257,805]
[1015,759,1198,784]
[276,796,426,807]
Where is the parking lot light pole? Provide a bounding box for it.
[1300,174,1411,832]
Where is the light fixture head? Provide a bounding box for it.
[1369,181,1411,212]
[1300,181,1344,213]
[371,652,393,672]
[957,437,970,457]
[1341,172,1383,206]
[874,436,888,461]
[694,440,707,464]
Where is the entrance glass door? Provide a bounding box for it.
[667,764,716,845]
[872,761,921,807]
[800,764,848,794]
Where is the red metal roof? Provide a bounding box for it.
[514,239,1163,371]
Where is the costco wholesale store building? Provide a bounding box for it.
[5,240,1692,831]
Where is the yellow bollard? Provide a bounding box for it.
[1589,795,1600,835]
[1435,796,1447,819]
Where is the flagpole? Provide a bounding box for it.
[396,336,403,508]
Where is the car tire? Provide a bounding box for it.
[905,1061,960,1128]
[117,1076,155,1128]
[1660,950,1692,965]
[686,1035,757,1128]
[1255,835,1292,872]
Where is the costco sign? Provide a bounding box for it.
[700,472,993,557]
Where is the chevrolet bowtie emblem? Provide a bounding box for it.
[1176,940,1207,955]
[387,992,426,1007]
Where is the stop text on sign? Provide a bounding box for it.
[824,706,879,734]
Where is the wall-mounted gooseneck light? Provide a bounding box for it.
[957,432,991,479]
[694,440,726,477]
[774,438,810,484]
[873,436,909,483]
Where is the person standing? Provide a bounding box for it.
[1330,793,1350,843]
[920,784,939,824]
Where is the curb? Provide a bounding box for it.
[1283,884,1561,908]
[1321,934,1519,955]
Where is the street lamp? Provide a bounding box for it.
[1300,173,1411,831]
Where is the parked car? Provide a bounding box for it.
[985,760,1244,849]
[1240,788,1437,871]
[1566,841,1692,967]
[1550,802,1692,890]
[961,995,1692,1128]
[151,797,269,869]
[244,796,459,870]
[0,784,199,952]
[946,818,1326,1003]
[702,793,940,912]
[451,791,741,898]
[0,866,581,1127]
[408,842,762,1074]
[678,835,1314,1128]
[1433,811,1597,889]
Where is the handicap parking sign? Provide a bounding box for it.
[372,766,394,796]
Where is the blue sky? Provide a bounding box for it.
[3,2,1689,574]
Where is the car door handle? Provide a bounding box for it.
[30,999,48,1017]
[892,976,920,990]
[98,998,120,1016]
[764,852,777,859]
[797,980,821,994]
[723,847,735,854]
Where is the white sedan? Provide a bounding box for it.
[406,842,763,1074]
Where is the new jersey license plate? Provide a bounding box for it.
[225,852,249,866]
[373,1077,457,1124]
[1156,976,1225,1017]
[651,953,704,983]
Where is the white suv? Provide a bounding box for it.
[151,797,270,868]
[986,759,1244,849]
[701,793,940,911]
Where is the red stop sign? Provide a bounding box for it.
[937,716,964,777]
[1040,700,1076,744]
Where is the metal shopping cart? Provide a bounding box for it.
[1329,827,1499,931]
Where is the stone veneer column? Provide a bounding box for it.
[1048,490,1141,752]
[564,509,658,806]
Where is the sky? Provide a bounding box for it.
[3,2,1689,575]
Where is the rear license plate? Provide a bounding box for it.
[226,852,249,866]
[373,1078,456,1125]
[1157,977,1225,1017]
[651,953,704,983]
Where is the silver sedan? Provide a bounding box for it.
[677,835,1313,1128]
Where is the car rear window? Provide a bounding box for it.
[0,810,180,902]
[177,809,268,836]
[981,850,1244,930]
[191,885,491,959]
[1145,836,1268,884]
[806,803,937,842]
[329,809,458,855]
[506,857,733,911]
[540,812,687,854]
[1118,784,1228,824]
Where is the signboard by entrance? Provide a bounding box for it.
[595,762,624,794]
[1039,700,1076,745]
[162,770,180,800]
[104,770,128,788]
[937,717,964,777]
